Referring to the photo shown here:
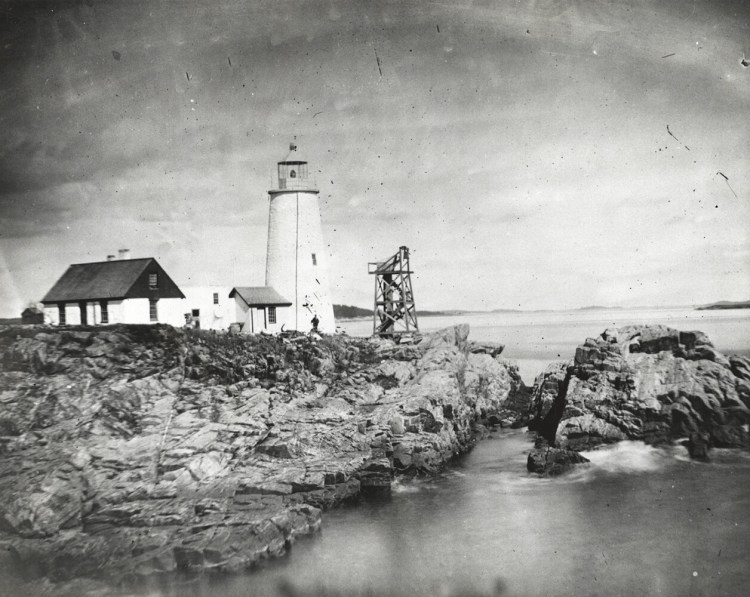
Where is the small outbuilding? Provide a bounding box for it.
[41,257,186,326]
[21,306,44,325]
[229,286,291,334]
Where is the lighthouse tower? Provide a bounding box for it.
[265,145,335,333]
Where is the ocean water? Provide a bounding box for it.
[338,307,750,383]
[151,432,750,597]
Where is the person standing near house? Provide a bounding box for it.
[311,314,319,333]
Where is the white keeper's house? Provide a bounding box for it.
[40,254,293,334]
[41,254,186,327]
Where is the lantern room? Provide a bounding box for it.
[277,160,311,190]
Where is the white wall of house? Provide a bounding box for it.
[180,286,231,330]
[126,298,185,327]
[120,298,155,324]
[43,305,55,325]
[69,304,81,325]
[44,302,105,325]
[45,298,184,327]
[103,300,123,324]
[43,305,63,325]
[159,298,189,327]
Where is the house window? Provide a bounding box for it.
[311,253,317,266]
[268,306,277,324]
[58,303,66,325]
[213,292,219,305]
[192,309,200,317]
[100,301,109,324]
[149,273,158,288]
[149,299,158,322]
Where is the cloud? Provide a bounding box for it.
[0,0,748,316]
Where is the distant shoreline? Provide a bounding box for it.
[335,311,460,323]
[333,302,750,321]
[696,300,750,311]
[5,303,749,326]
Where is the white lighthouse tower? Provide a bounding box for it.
[265,144,336,333]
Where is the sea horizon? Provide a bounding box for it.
[338,306,750,384]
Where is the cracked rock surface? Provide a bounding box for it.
[527,325,750,452]
[0,323,526,588]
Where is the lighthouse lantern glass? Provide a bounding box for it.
[277,162,309,189]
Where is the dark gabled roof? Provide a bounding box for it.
[229,286,291,307]
[41,258,184,303]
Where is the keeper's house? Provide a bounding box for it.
[41,256,186,326]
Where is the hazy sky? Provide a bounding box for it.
[1,0,748,316]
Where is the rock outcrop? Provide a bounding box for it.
[526,443,590,476]
[0,323,526,587]
[528,325,750,453]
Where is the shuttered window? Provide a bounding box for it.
[58,303,66,325]
[149,273,158,288]
[149,299,158,322]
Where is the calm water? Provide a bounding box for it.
[339,307,750,383]
[157,432,750,597]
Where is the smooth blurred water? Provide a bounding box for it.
[338,307,750,383]
[148,431,750,597]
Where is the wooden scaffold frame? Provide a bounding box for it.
[368,246,419,336]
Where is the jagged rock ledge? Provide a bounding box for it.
[526,325,750,474]
[0,323,527,589]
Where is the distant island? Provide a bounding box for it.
[333,304,465,320]
[696,300,750,311]
[333,304,371,319]
[575,305,625,311]
[334,304,707,319]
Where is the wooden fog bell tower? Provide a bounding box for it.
[368,246,419,337]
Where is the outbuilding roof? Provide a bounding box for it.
[229,286,291,307]
[42,258,185,303]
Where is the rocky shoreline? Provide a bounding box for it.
[0,323,526,591]
[2,322,749,591]
[526,325,750,474]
